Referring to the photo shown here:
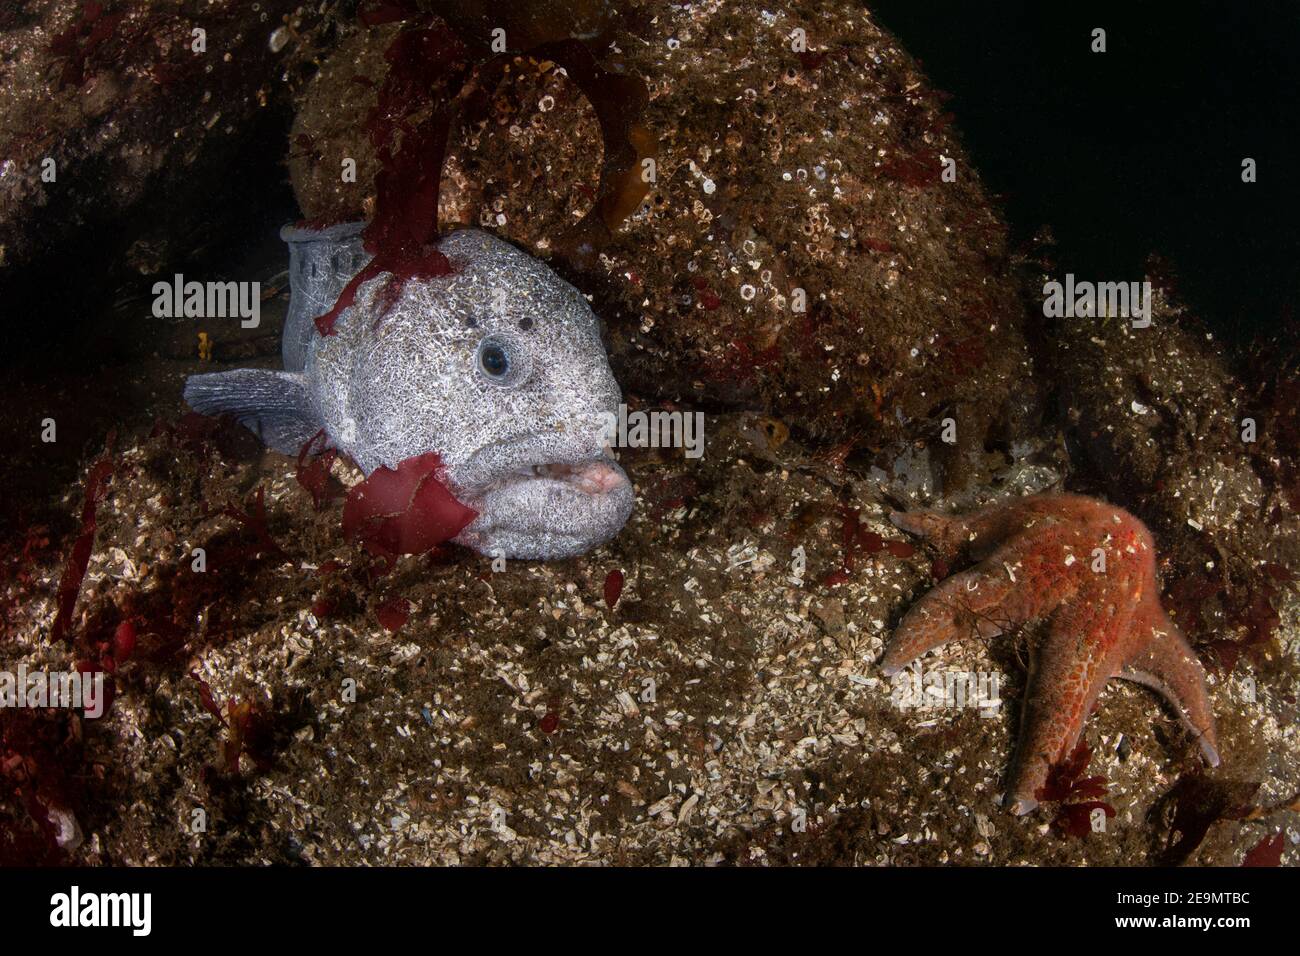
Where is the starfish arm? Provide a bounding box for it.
[890,498,1038,562]
[1116,599,1221,766]
[880,564,1014,676]
[1005,586,1133,815]
[888,509,977,558]
[881,531,1077,677]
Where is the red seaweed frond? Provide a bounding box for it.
[342,453,477,568]
[375,595,411,633]
[222,486,286,560]
[1156,774,1260,865]
[824,505,914,586]
[296,430,342,510]
[1036,741,1115,839]
[879,152,942,188]
[0,707,86,864]
[50,439,115,645]
[1242,832,1285,867]
[604,569,624,609]
[189,674,280,776]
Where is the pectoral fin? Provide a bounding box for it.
[183,368,321,455]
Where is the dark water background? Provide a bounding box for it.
[871,0,1300,345]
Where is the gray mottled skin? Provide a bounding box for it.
[184,223,634,560]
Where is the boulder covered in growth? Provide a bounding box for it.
[0,0,329,338]
[288,0,1039,491]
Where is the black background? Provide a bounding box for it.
[871,0,1300,344]
[5,865,1283,940]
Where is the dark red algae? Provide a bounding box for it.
[48,0,126,90]
[375,596,411,633]
[822,506,913,587]
[296,430,342,510]
[222,487,285,560]
[342,453,477,561]
[1035,741,1116,840]
[603,569,624,608]
[313,18,468,337]
[50,438,115,645]
[1242,832,1285,867]
[188,674,278,775]
[316,1,659,333]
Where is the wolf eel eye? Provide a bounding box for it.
[474,332,530,387]
[480,342,509,376]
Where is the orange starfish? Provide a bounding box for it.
[881,493,1220,815]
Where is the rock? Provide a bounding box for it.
[8,401,1289,866]
[0,0,329,340]
[812,596,846,638]
[1042,253,1299,670]
[286,0,1039,491]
